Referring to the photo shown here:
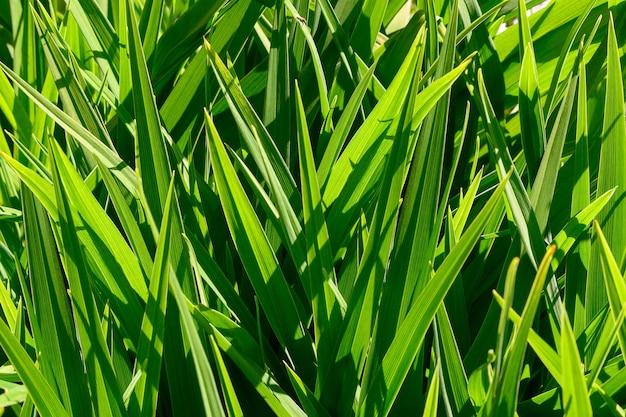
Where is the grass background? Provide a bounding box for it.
[0,0,625,415]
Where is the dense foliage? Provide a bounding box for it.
[0,0,625,415]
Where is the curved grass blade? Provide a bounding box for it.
[285,364,332,417]
[183,234,256,332]
[324,51,474,256]
[126,1,172,225]
[2,151,145,349]
[423,363,441,417]
[21,186,92,417]
[0,316,69,417]
[358,171,510,417]
[323,43,422,416]
[295,81,342,387]
[169,269,226,417]
[0,62,136,193]
[209,326,306,417]
[127,179,175,417]
[50,142,127,417]
[550,188,615,270]
[560,313,592,417]
[489,245,556,417]
[587,14,626,328]
[209,335,244,417]
[594,220,626,362]
[204,110,315,383]
[316,58,377,189]
[518,44,546,181]
[204,40,298,207]
[567,48,591,337]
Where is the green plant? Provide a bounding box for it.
[0,0,624,415]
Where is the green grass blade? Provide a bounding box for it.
[21,186,92,417]
[516,0,533,60]
[529,73,577,235]
[204,40,298,206]
[190,306,302,417]
[208,326,306,417]
[285,364,332,417]
[263,3,291,161]
[493,291,562,384]
[0,316,70,417]
[50,142,127,417]
[551,189,616,270]
[32,6,113,150]
[96,160,153,280]
[518,44,546,181]
[138,0,164,61]
[350,0,387,61]
[384,0,459,337]
[543,0,599,115]
[204,110,315,383]
[230,127,307,294]
[475,69,545,269]
[587,14,626,328]
[316,58,376,189]
[183,233,256,332]
[168,270,226,417]
[587,308,624,390]
[358,171,509,417]
[3,151,145,349]
[495,256,519,381]
[423,363,440,417]
[324,51,474,256]
[128,179,175,417]
[0,62,136,193]
[594,220,626,362]
[560,312,592,417]
[324,43,422,415]
[435,304,474,417]
[567,47,591,337]
[284,0,330,117]
[209,335,244,417]
[490,245,557,417]
[295,81,342,387]
[151,0,227,92]
[315,0,361,85]
[126,1,171,225]
[63,0,120,93]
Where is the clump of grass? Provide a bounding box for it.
[0,0,624,416]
